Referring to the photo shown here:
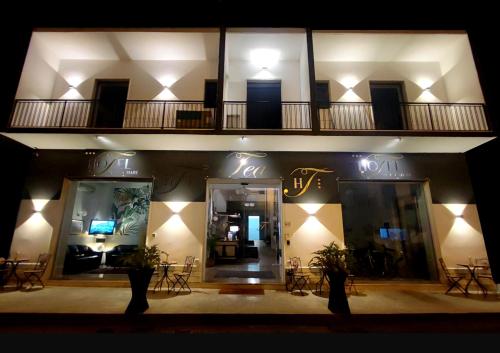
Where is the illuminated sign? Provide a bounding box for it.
[88,151,139,176]
[355,153,410,178]
[284,167,334,198]
[227,152,268,178]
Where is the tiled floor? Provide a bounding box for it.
[204,240,283,284]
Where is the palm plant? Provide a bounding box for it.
[309,241,351,315]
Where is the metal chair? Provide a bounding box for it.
[170,256,195,295]
[439,258,467,296]
[22,253,51,290]
[475,257,495,291]
[289,257,312,295]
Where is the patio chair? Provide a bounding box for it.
[22,253,51,290]
[169,256,195,295]
[289,257,312,295]
[439,258,467,296]
[475,257,495,289]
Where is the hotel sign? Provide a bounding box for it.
[88,151,139,177]
[284,167,334,198]
[226,152,268,178]
[354,153,411,179]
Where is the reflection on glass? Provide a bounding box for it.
[339,181,437,280]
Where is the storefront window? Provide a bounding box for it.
[53,180,152,279]
[339,181,437,280]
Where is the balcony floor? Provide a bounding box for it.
[1,132,496,153]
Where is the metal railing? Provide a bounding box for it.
[9,99,216,129]
[9,99,489,132]
[123,100,215,129]
[319,102,488,131]
[319,102,374,130]
[223,101,311,130]
[10,100,93,128]
[404,103,488,131]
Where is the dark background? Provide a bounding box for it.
[1,1,498,277]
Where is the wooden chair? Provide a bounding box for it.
[289,257,312,295]
[22,253,51,290]
[439,258,467,296]
[170,256,195,295]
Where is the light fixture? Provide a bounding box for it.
[68,85,76,89]
[456,214,464,219]
[95,135,101,140]
[397,136,402,142]
[240,136,247,142]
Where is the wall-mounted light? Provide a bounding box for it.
[456,214,464,219]
[240,136,247,142]
[397,136,402,142]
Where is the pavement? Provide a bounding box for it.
[1,283,500,332]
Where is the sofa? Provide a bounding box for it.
[105,245,139,267]
[63,244,103,274]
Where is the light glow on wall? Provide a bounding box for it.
[253,68,275,80]
[32,199,50,212]
[249,49,280,68]
[165,201,190,214]
[154,87,178,100]
[297,203,324,215]
[339,75,360,90]
[444,204,467,217]
[158,75,177,88]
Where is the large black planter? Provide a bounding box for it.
[326,271,351,315]
[125,267,155,315]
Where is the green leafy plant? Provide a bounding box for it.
[308,241,350,276]
[121,245,161,269]
[309,241,352,314]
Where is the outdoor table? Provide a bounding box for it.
[457,263,489,296]
[153,261,178,293]
[4,259,29,289]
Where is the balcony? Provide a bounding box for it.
[318,102,489,132]
[9,100,216,130]
[9,99,489,133]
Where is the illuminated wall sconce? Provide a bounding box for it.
[456,214,464,219]
[240,136,247,142]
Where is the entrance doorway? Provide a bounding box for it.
[93,80,129,128]
[247,80,282,129]
[204,179,283,284]
[370,82,406,130]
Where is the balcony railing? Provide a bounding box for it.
[10,100,216,129]
[319,102,489,131]
[9,99,489,133]
[223,101,311,130]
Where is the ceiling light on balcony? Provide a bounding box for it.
[250,49,280,68]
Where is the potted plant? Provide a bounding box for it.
[309,241,351,315]
[121,244,161,315]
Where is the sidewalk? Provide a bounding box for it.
[1,285,500,332]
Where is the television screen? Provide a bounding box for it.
[379,228,407,240]
[89,219,116,235]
